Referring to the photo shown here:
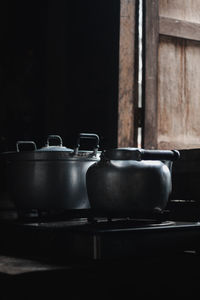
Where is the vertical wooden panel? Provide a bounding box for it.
[158,37,186,149]
[143,0,159,149]
[158,37,200,149]
[118,0,137,147]
[144,0,200,150]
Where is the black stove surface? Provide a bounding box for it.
[1,212,200,260]
[1,207,200,299]
[16,217,199,233]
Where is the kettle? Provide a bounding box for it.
[86,148,180,218]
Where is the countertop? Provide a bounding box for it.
[0,251,200,299]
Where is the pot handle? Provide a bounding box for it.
[16,141,37,152]
[74,133,100,156]
[46,135,63,147]
[139,149,180,161]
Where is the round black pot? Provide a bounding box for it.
[86,148,180,218]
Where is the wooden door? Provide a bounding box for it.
[143,0,200,150]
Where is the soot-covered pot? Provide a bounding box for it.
[86,148,180,217]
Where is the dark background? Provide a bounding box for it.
[0,0,120,152]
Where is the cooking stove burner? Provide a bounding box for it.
[10,208,93,223]
[87,217,176,229]
[25,217,89,228]
[22,217,175,230]
[1,211,200,260]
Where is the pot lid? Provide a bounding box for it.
[1,135,73,161]
[37,135,72,152]
[1,133,101,161]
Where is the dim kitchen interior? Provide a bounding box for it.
[1,0,200,298]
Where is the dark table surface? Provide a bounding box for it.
[0,215,200,299]
[0,250,200,299]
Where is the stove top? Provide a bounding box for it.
[1,213,200,260]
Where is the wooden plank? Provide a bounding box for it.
[159,16,200,41]
[157,36,200,149]
[159,0,200,24]
[143,0,159,149]
[142,0,200,150]
[118,0,137,147]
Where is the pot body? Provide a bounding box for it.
[5,158,97,211]
[86,148,180,217]
[0,133,100,213]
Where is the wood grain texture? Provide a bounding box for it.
[118,0,136,147]
[159,0,200,24]
[143,0,159,149]
[159,16,200,41]
[158,36,200,149]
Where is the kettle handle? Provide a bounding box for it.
[74,133,100,156]
[139,149,180,161]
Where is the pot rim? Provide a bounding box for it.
[0,150,101,162]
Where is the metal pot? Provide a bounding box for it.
[0,133,100,213]
[86,148,180,218]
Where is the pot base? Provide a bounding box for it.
[15,208,92,222]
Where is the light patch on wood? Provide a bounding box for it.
[143,0,159,149]
[159,0,200,24]
[118,0,136,147]
[158,36,200,149]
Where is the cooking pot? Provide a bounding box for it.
[0,133,100,214]
[86,148,180,218]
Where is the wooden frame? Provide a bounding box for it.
[143,0,200,150]
[118,0,138,147]
[143,0,159,149]
[159,17,200,41]
[118,0,200,149]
